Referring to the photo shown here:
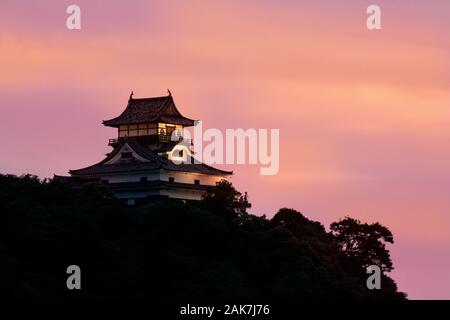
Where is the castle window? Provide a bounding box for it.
[168,177,175,183]
[119,125,129,137]
[178,149,184,157]
[194,179,200,185]
[140,177,148,182]
[138,123,148,136]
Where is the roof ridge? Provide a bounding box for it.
[68,139,127,175]
[163,94,178,115]
[103,93,195,127]
[126,139,232,175]
[130,95,169,102]
[126,139,163,165]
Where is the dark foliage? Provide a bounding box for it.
[0,174,406,300]
[330,217,394,272]
[200,180,251,221]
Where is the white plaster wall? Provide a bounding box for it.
[104,143,149,164]
[116,187,203,201]
[100,170,224,185]
[115,190,160,199]
[160,170,224,186]
[102,172,160,183]
[160,188,204,201]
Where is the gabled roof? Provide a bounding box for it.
[69,139,232,176]
[103,93,196,127]
[153,140,185,153]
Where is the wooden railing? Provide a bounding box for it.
[159,134,171,143]
[108,138,118,146]
[107,135,192,146]
[158,132,189,143]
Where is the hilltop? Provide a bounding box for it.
[0,174,406,300]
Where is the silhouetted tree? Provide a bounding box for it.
[330,217,394,272]
[200,180,251,220]
[0,174,406,300]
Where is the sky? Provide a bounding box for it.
[1,0,449,299]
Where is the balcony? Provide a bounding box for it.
[158,134,171,143]
[107,134,192,148]
[108,138,118,147]
[159,134,192,145]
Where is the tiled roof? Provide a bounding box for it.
[103,94,196,127]
[70,139,232,176]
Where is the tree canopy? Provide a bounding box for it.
[0,174,406,300]
[330,217,394,272]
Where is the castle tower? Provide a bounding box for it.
[68,92,232,205]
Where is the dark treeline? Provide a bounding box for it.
[0,174,406,300]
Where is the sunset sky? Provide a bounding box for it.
[1,0,449,299]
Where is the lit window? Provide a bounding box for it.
[119,130,128,137]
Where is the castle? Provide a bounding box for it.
[61,91,232,205]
